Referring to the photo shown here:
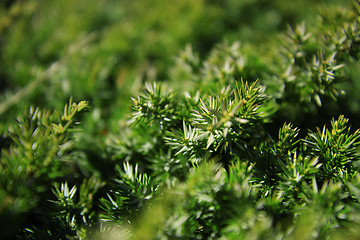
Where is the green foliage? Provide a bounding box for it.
[2,0,360,239]
[304,115,360,182]
[0,98,89,239]
[99,162,157,224]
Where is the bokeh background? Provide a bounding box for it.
[1,0,354,135]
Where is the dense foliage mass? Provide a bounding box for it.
[1,0,360,239]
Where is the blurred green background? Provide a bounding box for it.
[1,0,352,135]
